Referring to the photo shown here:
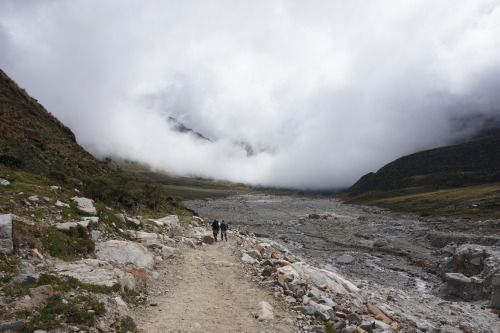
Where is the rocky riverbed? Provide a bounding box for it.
[185,194,500,332]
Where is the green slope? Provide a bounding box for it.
[344,134,500,219]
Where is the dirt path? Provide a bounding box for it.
[133,233,297,333]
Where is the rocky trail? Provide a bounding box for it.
[133,236,296,333]
[185,194,500,333]
[2,191,499,333]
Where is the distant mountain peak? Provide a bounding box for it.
[166,116,211,141]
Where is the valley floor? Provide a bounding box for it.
[185,194,500,333]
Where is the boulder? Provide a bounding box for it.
[55,220,90,230]
[125,230,158,241]
[188,227,207,238]
[54,259,120,286]
[241,253,257,264]
[82,216,99,223]
[126,217,141,226]
[245,249,262,260]
[292,262,359,295]
[0,178,11,186]
[154,215,180,228]
[444,244,500,306]
[0,214,14,254]
[161,246,181,258]
[71,197,97,215]
[182,237,196,248]
[96,240,155,270]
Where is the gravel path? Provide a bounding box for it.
[133,233,297,333]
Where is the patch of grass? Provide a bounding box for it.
[0,254,19,283]
[345,182,500,219]
[315,316,338,333]
[22,294,104,332]
[41,227,95,261]
[38,274,120,294]
[115,315,139,333]
[121,288,146,306]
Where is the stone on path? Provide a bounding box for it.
[257,301,274,321]
[202,235,214,244]
[0,214,13,254]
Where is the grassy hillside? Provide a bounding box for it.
[344,134,500,219]
[0,69,108,183]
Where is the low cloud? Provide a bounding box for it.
[1,0,499,189]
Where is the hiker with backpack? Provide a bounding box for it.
[211,219,220,241]
[220,220,229,241]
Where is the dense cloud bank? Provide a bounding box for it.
[1,0,499,189]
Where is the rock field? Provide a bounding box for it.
[185,194,500,333]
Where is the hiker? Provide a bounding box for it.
[211,219,220,241]
[220,220,229,241]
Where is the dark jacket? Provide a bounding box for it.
[211,220,220,230]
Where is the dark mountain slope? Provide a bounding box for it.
[344,134,500,219]
[0,69,108,182]
[347,133,500,195]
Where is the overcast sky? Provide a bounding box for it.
[1,0,499,189]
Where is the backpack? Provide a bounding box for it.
[212,220,219,230]
[221,221,228,231]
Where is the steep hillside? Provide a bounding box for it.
[344,134,500,218]
[0,69,108,183]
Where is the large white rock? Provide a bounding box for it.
[96,240,155,270]
[241,253,257,264]
[161,246,181,258]
[71,197,97,215]
[0,178,10,186]
[154,215,180,228]
[187,227,207,238]
[55,220,90,230]
[0,214,14,254]
[124,230,158,241]
[53,259,119,286]
[292,262,359,295]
